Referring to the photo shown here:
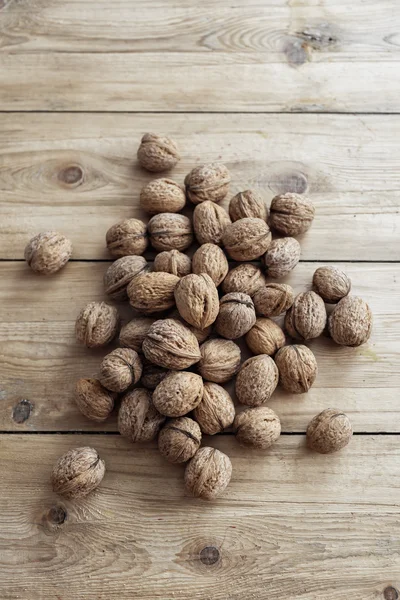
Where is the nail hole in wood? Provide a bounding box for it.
[12,399,33,423]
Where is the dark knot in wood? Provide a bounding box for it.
[58,165,84,186]
[48,505,67,525]
[384,587,399,600]
[200,546,220,566]
[12,399,33,423]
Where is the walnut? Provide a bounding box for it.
[25,231,72,275]
[194,382,235,435]
[234,406,281,449]
[245,318,285,356]
[313,266,351,304]
[221,263,266,297]
[140,178,186,215]
[143,318,201,370]
[284,291,327,341]
[223,217,272,261]
[128,271,179,314]
[167,309,212,343]
[118,388,166,442]
[215,292,256,339]
[106,218,148,258]
[148,213,193,252]
[329,296,372,347]
[99,348,142,392]
[307,409,353,454]
[185,163,231,205]
[154,249,191,278]
[198,338,241,383]
[119,317,155,353]
[158,417,202,463]
[193,201,231,245]
[274,345,317,394]
[51,447,105,499]
[184,447,232,500]
[104,255,148,301]
[263,237,301,279]
[75,301,119,348]
[175,273,219,329]
[75,378,115,422]
[253,283,294,317]
[153,371,203,417]
[192,243,228,286]
[141,359,170,389]
[229,190,268,222]
[235,355,278,406]
[137,133,180,172]
[269,192,315,236]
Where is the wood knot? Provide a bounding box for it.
[199,546,220,566]
[48,505,67,525]
[284,39,308,67]
[58,164,84,187]
[384,587,399,600]
[270,170,308,194]
[12,399,33,423]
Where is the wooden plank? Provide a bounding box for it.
[1,113,399,261]
[0,433,399,600]
[0,262,398,432]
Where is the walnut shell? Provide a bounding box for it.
[307,408,353,454]
[99,348,143,392]
[229,190,268,222]
[143,318,201,370]
[158,417,201,463]
[119,317,155,353]
[175,273,219,330]
[198,338,241,383]
[167,309,212,344]
[313,266,351,304]
[104,255,148,301]
[25,231,72,275]
[118,388,166,442]
[140,178,186,215]
[148,213,193,252]
[234,406,281,449]
[269,192,315,236]
[223,217,272,261]
[106,218,148,258]
[194,382,235,435]
[253,283,294,317]
[329,296,372,347]
[153,371,203,417]
[184,447,232,500]
[141,359,170,389]
[221,263,266,297]
[284,291,327,341]
[193,201,231,245]
[215,292,256,339]
[137,133,180,173]
[128,271,179,314]
[263,237,301,279]
[75,301,119,348]
[235,355,279,406]
[154,249,191,278]
[192,244,229,286]
[245,318,285,356]
[274,345,317,394]
[185,163,231,205]
[75,378,115,422]
[51,447,105,499]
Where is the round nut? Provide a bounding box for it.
[51,447,105,499]
[275,345,318,394]
[25,231,72,275]
[99,348,142,392]
[192,244,229,286]
[167,309,212,344]
[253,283,294,317]
[141,359,170,389]
[106,218,148,258]
[184,447,232,500]
[193,201,231,245]
[75,301,119,348]
[118,388,166,442]
[75,378,115,422]
[137,133,180,173]
[140,178,186,215]
[198,338,241,383]
[153,371,203,417]
[229,190,268,222]
[235,355,279,406]
[269,192,315,236]
[245,318,285,356]
[223,217,272,261]
[148,213,193,252]
[143,318,201,370]
[329,296,372,347]
[263,237,301,279]
[104,255,148,301]
[185,163,231,205]
[194,382,235,435]
[215,292,256,339]
[175,273,219,329]
[307,408,353,454]
[284,291,327,341]
[234,406,281,449]
[222,263,266,297]
[158,417,202,463]
[154,249,191,278]
[128,271,179,314]
[119,317,155,353]
[313,266,351,303]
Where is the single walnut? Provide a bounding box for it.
[234,406,281,449]
[329,296,372,347]
[119,317,155,353]
[221,263,266,297]
[313,266,351,304]
[229,190,268,222]
[215,292,256,339]
[307,409,353,454]
[140,178,186,215]
[192,244,228,286]
[75,301,119,348]
[118,388,166,442]
[263,237,301,279]
[253,283,294,317]
[143,318,201,370]
[194,382,235,435]
[246,318,285,356]
[153,371,203,417]
[51,447,105,499]
[128,271,179,314]
[137,133,180,172]
[106,218,148,258]
[25,231,72,275]
[99,348,142,392]
[175,273,219,329]
[223,218,272,261]
[275,345,317,394]
[193,201,231,245]
[158,417,202,463]
[75,378,115,422]
[141,359,170,389]
[284,291,327,341]
[269,192,315,236]
[154,249,191,278]
[184,447,232,500]
[198,338,241,383]
[185,163,231,205]
[148,213,193,252]
[104,255,148,301]
[235,355,279,406]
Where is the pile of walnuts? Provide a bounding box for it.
[25,133,372,502]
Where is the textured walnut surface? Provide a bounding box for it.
[194,382,235,435]
[104,255,148,301]
[175,273,219,329]
[118,388,166,442]
[284,291,327,341]
[119,317,155,353]
[25,231,72,275]
[128,271,179,314]
[245,318,286,356]
[235,355,279,406]
[158,417,201,463]
[275,344,318,394]
[137,133,180,172]
[193,201,231,245]
[106,218,148,258]
[307,408,353,454]
[140,178,186,215]
[263,237,301,279]
[51,447,105,499]
[75,301,119,348]
[153,370,203,417]
[329,295,372,347]
[185,163,231,205]
[313,266,351,303]
[198,338,241,383]
[229,189,268,222]
[234,406,281,449]
[184,447,232,500]
[142,318,201,370]
[154,249,192,278]
[75,378,115,422]
[99,348,142,392]
[148,213,193,252]
[222,263,266,297]
[223,217,272,261]
[269,192,315,236]
[215,292,256,339]
[192,243,229,286]
[253,283,294,317]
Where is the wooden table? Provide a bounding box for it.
[1,1,400,598]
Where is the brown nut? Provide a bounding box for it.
[234,406,281,449]
[229,190,268,222]
[128,271,179,314]
[185,163,231,205]
[263,237,301,279]
[75,301,119,348]
[158,417,202,463]
[119,317,155,353]
[313,266,351,303]
[194,382,235,435]
[143,318,201,370]
[307,408,353,454]
[141,359,170,389]
[106,218,148,258]
[99,348,142,392]
[284,291,327,341]
[24,231,72,275]
[223,217,272,261]
[235,355,279,406]
[329,296,372,347]
[140,178,186,215]
[245,318,285,356]
[75,378,115,422]
[153,371,203,417]
[175,273,219,329]
[184,447,232,500]
[215,292,256,339]
[275,345,317,394]
[51,447,105,499]
[104,255,148,301]
[192,244,229,286]
[118,388,166,442]
[148,213,193,252]
[253,283,294,317]
[154,249,191,278]
[137,133,180,172]
[167,309,212,344]
[221,263,266,297]
[193,201,231,245]
[198,338,241,383]
[269,192,315,236]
